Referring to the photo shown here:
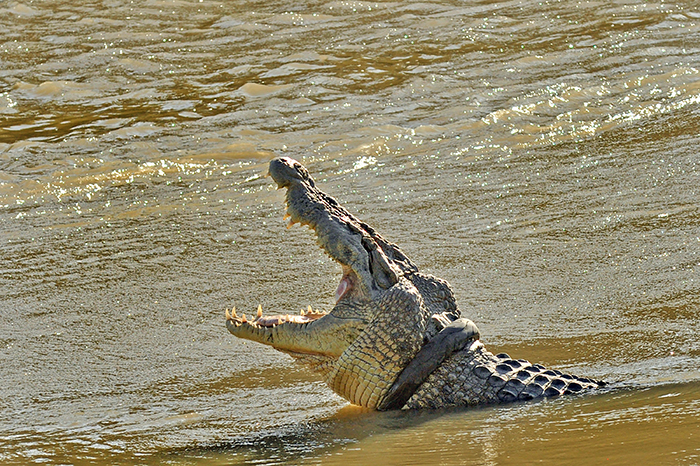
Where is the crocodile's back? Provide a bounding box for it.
[406,345,602,409]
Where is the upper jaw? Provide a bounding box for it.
[268,157,399,300]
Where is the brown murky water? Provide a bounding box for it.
[2,0,699,464]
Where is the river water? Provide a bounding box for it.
[1,0,699,464]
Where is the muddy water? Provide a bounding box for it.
[1,0,700,464]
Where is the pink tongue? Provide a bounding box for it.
[335,277,350,302]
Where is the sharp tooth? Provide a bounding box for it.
[257,304,263,318]
[284,212,291,220]
[308,305,313,314]
[300,308,305,315]
[241,314,247,323]
[231,307,237,318]
[225,309,232,320]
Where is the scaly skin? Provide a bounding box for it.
[226,157,604,410]
[406,346,602,409]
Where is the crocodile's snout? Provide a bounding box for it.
[268,156,313,189]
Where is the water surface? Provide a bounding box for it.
[1,0,699,464]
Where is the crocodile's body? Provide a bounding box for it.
[226,157,604,410]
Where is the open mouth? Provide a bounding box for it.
[335,275,351,302]
[226,156,377,333]
[284,202,357,304]
[226,188,355,330]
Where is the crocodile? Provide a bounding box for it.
[226,157,605,410]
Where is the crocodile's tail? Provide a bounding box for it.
[486,352,605,402]
[405,343,605,409]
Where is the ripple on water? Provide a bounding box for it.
[1,0,700,464]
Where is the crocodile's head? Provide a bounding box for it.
[227,157,459,408]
